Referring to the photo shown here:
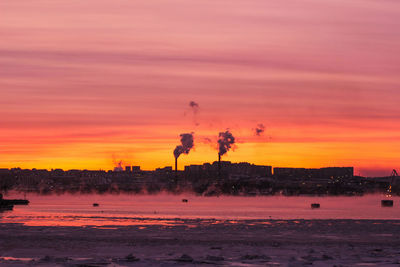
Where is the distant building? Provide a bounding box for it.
[113,166,123,172]
[319,167,354,180]
[273,167,354,180]
[274,168,309,179]
[0,169,10,175]
[155,166,173,174]
[125,166,131,172]
[184,162,272,177]
[131,166,141,173]
[229,162,272,177]
[184,165,204,173]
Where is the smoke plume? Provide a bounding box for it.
[189,101,199,113]
[203,137,212,144]
[254,123,265,136]
[218,130,235,156]
[113,160,124,172]
[189,101,200,126]
[174,133,194,159]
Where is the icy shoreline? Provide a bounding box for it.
[1,219,400,266]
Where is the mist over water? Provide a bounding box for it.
[2,192,400,226]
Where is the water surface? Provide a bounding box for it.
[1,193,399,226]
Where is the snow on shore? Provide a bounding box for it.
[1,219,400,266]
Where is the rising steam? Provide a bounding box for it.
[254,123,265,136]
[189,101,200,126]
[174,133,194,159]
[189,101,199,113]
[218,130,235,156]
[113,160,124,172]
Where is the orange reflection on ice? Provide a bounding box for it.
[2,192,400,227]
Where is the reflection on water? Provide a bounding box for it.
[0,257,35,262]
[0,193,399,226]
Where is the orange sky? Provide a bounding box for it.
[1,0,400,176]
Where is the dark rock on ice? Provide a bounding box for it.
[205,255,225,261]
[322,254,334,260]
[76,264,107,267]
[301,254,319,262]
[40,255,52,262]
[240,254,271,261]
[125,253,140,262]
[176,254,194,262]
[272,241,280,247]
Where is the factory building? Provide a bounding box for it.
[184,161,272,177]
[273,167,354,180]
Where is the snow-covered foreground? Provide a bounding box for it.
[1,219,400,266]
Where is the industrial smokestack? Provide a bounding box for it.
[217,130,235,180]
[175,157,178,176]
[173,133,194,176]
[218,153,221,179]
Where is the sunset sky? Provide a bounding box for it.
[1,0,400,176]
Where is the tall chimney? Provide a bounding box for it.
[175,157,178,178]
[218,153,221,180]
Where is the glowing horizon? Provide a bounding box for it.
[1,0,400,177]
